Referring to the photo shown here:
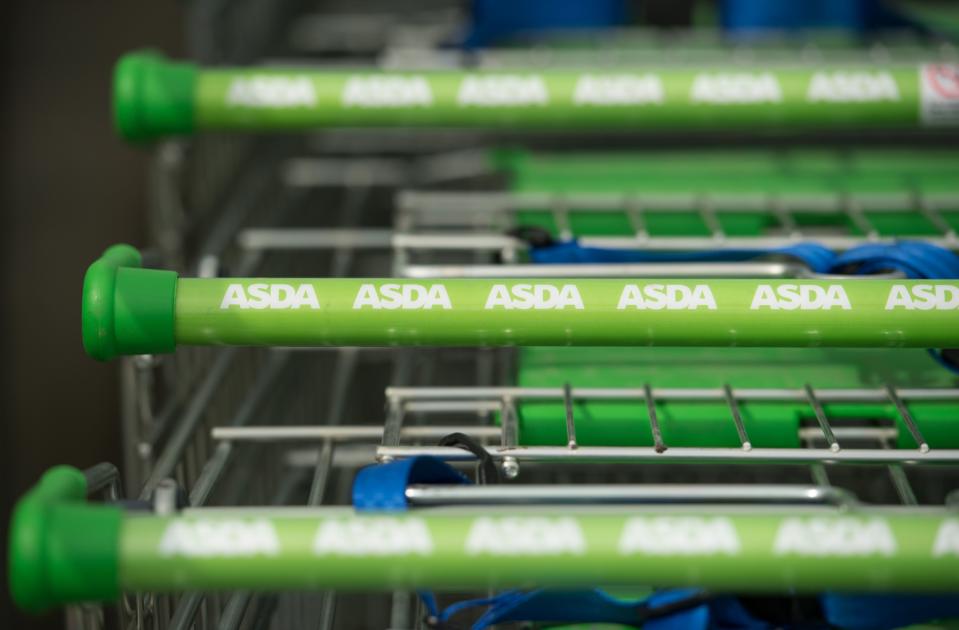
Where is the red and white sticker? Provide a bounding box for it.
[920,64,959,126]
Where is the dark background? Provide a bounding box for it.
[1,2,185,627]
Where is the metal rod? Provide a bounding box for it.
[804,384,840,453]
[403,484,857,506]
[307,441,334,507]
[186,351,290,506]
[843,197,878,240]
[83,463,121,500]
[385,385,959,403]
[140,349,237,499]
[723,383,751,451]
[644,383,666,453]
[563,383,578,449]
[376,445,954,464]
[500,396,520,479]
[379,395,405,463]
[399,190,959,215]
[213,425,502,442]
[885,384,930,453]
[402,262,804,279]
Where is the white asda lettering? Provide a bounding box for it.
[341,76,432,108]
[932,519,959,557]
[773,517,896,557]
[457,75,549,107]
[573,74,664,105]
[619,517,740,556]
[750,284,851,310]
[484,284,583,310]
[313,518,433,556]
[159,519,279,557]
[690,72,782,104]
[352,283,451,310]
[465,517,585,556]
[226,76,316,107]
[617,284,716,310]
[220,283,320,310]
[807,71,900,103]
[885,284,959,310]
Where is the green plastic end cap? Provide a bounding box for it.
[114,50,197,143]
[9,466,122,612]
[9,466,86,613]
[82,244,178,361]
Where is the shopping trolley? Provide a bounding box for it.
[13,24,959,627]
[13,194,959,623]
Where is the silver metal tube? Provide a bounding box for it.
[376,445,959,464]
[140,348,237,499]
[563,383,577,449]
[384,385,959,403]
[644,383,666,453]
[404,484,857,507]
[402,262,802,279]
[724,384,751,451]
[212,425,502,442]
[886,384,930,453]
[83,463,121,500]
[804,384,840,453]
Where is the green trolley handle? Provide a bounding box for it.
[82,244,959,361]
[8,466,959,612]
[114,51,956,142]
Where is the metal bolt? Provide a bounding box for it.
[501,456,520,479]
[153,479,179,515]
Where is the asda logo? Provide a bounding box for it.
[573,74,664,105]
[220,283,320,310]
[458,75,549,106]
[885,284,959,310]
[342,75,432,108]
[226,76,316,107]
[690,72,782,104]
[484,284,583,310]
[773,517,896,556]
[619,517,740,556]
[352,283,451,310]
[465,517,585,555]
[807,71,899,102]
[750,284,851,310]
[617,284,716,310]
[159,519,279,557]
[313,517,433,556]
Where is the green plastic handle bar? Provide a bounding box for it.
[8,466,959,612]
[83,245,959,361]
[113,51,959,141]
[83,245,959,360]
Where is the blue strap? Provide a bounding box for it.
[352,456,470,512]
[822,593,959,629]
[424,588,768,630]
[529,240,838,274]
[831,241,959,279]
[530,239,959,280]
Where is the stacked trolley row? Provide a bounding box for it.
[11,32,959,630]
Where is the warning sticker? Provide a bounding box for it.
[920,64,959,126]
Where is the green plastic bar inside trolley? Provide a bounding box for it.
[82,244,959,361]
[114,51,952,142]
[8,465,959,612]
